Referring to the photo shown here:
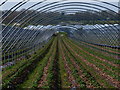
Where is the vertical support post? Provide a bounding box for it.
[11,51,14,62]
[34,45,35,54]
[8,52,9,63]
[4,53,6,65]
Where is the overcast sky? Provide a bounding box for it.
[1,0,119,12]
[1,0,119,2]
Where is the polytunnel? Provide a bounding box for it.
[0,0,120,89]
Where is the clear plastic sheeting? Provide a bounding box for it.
[1,0,119,66]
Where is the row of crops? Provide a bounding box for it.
[1,24,119,68]
[2,32,119,88]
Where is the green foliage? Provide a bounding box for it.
[2,33,119,88]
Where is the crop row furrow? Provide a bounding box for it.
[77,41,118,59]
[38,38,57,88]
[59,39,79,88]
[61,39,98,88]
[79,40,119,54]
[58,38,71,88]
[63,38,120,88]
[38,56,52,87]
[2,37,55,88]
[65,38,120,78]
[66,37,119,68]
